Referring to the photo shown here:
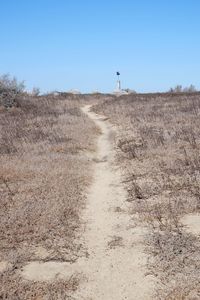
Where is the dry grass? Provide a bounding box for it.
[0,94,99,299]
[94,93,200,299]
[107,236,124,249]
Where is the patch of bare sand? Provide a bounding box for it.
[22,261,78,281]
[181,214,200,235]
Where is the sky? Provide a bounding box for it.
[1,0,200,93]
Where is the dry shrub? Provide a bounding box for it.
[0,273,79,300]
[0,94,99,298]
[94,92,200,299]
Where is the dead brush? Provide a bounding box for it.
[147,228,200,300]
[117,138,138,159]
[93,92,200,299]
[128,179,143,201]
[0,94,99,298]
[143,199,182,233]
[117,136,147,160]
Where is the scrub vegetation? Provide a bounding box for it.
[0,90,100,298]
[94,92,200,299]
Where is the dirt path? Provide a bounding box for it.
[73,105,154,299]
[21,105,154,299]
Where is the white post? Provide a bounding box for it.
[117,79,121,90]
[116,72,121,91]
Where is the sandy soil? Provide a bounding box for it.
[21,105,154,299]
[181,214,200,235]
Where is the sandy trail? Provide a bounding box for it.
[73,105,154,299]
[21,105,154,299]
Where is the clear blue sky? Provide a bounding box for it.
[1,0,200,93]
